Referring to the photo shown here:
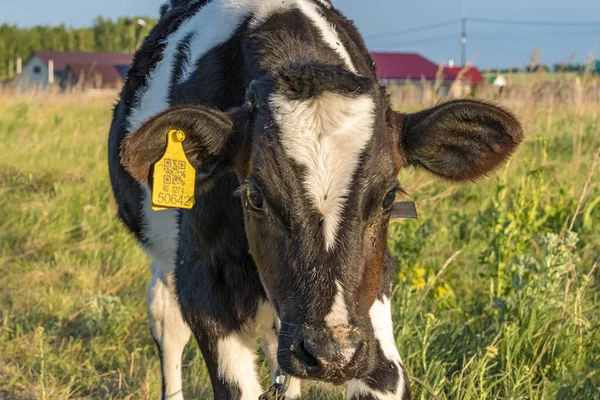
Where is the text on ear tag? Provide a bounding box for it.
[390,201,418,220]
[151,130,196,211]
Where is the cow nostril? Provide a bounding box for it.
[291,339,320,373]
[353,339,363,353]
[348,339,365,364]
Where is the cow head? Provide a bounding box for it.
[121,62,523,383]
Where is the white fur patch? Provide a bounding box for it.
[314,0,332,8]
[347,380,401,400]
[176,0,296,83]
[217,331,263,400]
[324,281,349,327]
[346,297,406,399]
[369,297,401,362]
[129,2,238,131]
[147,263,191,400]
[271,92,375,249]
[295,0,356,72]
[141,189,180,269]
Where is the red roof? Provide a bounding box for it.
[64,63,125,88]
[370,52,456,81]
[34,51,133,72]
[444,66,484,84]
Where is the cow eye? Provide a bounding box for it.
[246,186,265,212]
[382,189,397,210]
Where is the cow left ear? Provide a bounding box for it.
[393,99,524,181]
[121,105,249,187]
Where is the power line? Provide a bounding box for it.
[394,35,457,46]
[469,17,600,27]
[471,29,600,38]
[364,19,460,40]
[366,17,600,42]
[372,34,456,47]
[363,16,599,59]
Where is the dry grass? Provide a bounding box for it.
[1,74,599,399]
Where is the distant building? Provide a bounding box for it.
[370,52,484,102]
[444,65,485,96]
[493,75,508,88]
[371,52,455,83]
[14,51,133,90]
[443,66,484,85]
[60,63,128,90]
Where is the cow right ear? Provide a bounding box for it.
[120,105,248,186]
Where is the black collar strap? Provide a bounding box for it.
[390,201,418,220]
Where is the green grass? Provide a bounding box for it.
[1,93,599,399]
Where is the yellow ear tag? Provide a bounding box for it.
[151,130,196,211]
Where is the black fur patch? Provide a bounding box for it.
[363,347,400,393]
[274,61,373,100]
[170,31,196,98]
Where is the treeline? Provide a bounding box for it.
[0,16,158,79]
[492,63,598,74]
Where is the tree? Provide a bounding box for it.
[0,16,157,80]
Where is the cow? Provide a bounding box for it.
[108,0,523,399]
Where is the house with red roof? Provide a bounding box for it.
[370,52,484,101]
[371,52,455,82]
[444,66,485,86]
[14,51,133,89]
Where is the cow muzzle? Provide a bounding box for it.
[277,323,372,383]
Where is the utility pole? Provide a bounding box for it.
[461,18,466,66]
[460,0,466,66]
[8,46,15,78]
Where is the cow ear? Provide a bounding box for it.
[394,99,524,181]
[121,105,247,186]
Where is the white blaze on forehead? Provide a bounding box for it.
[324,281,350,327]
[271,92,376,250]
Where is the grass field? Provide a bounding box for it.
[1,87,599,399]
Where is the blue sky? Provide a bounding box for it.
[3,0,599,69]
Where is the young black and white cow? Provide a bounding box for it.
[108,0,523,399]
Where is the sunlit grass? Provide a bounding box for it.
[0,84,599,399]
